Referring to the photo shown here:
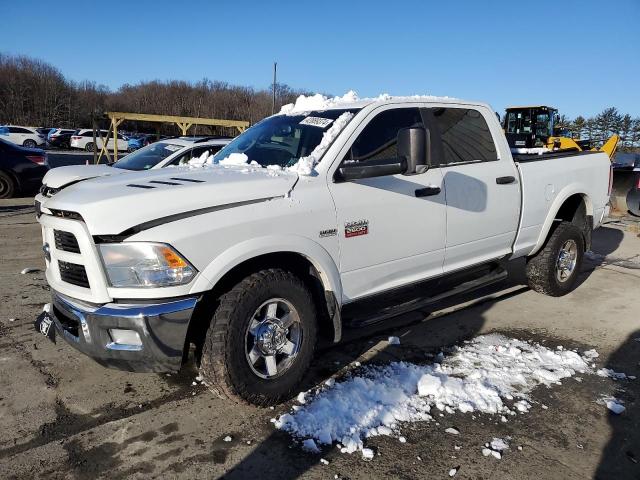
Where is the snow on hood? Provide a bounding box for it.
[274,334,592,458]
[42,164,121,189]
[44,165,297,235]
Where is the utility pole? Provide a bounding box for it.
[271,62,277,115]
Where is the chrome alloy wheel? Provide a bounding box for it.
[244,298,303,379]
[556,239,578,283]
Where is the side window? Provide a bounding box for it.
[9,127,28,134]
[344,108,423,163]
[431,108,497,164]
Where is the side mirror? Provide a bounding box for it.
[397,126,428,175]
[337,157,407,182]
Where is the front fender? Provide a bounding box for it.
[190,234,343,302]
[530,184,593,256]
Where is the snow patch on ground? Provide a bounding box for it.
[274,334,591,456]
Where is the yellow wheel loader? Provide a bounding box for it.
[503,106,636,215]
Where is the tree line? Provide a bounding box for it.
[1,52,639,149]
[0,53,308,136]
[556,108,640,151]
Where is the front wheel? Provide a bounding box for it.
[85,142,95,152]
[525,221,585,296]
[0,171,17,198]
[199,269,317,406]
[23,139,36,148]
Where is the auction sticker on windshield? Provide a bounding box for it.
[299,117,334,129]
[164,145,182,152]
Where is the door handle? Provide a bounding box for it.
[415,186,441,197]
[496,176,516,184]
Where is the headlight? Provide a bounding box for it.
[98,243,196,288]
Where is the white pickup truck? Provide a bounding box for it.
[36,95,611,406]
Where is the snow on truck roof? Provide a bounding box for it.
[279,90,484,115]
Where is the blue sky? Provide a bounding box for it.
[1,0,638,118]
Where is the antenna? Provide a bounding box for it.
[272,62,277,115]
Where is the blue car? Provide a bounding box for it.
[127,134,155,152]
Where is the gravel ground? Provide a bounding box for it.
[0,197,639,480]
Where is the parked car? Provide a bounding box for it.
[47,129,76,149]
[127,133,156,152]
[0,138,48,198]
[35,95,611,406]
[35,137,231,201]
[0,125,47,148]
[70,129,129,152]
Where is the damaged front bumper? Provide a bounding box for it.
[48,290,198,372]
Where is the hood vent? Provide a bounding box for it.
[149,180,182,186]
[170,177,206,183]
[126,184,156,189]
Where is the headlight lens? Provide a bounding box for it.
[98,243,196,288]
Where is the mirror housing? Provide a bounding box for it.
[397,126,428,175]
[337,157,407,182]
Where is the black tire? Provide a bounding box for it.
[200,269,317,406]
[23,139,36,148]
[85,142,95,152]
[0,171,17,199]
[525,221,585,297]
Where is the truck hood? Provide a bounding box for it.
[43,164,122,188]
[44,166,298,235]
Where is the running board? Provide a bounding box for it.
[345,266,508,329]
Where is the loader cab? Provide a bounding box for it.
[504,106,559,149]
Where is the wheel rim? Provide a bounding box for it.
[244,298,303,379]
[25,140,35,148]
[556,239,578,283]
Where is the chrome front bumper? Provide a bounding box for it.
[50,290,199,372]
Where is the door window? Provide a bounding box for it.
[343,108,423,164]
[431,108,497,164]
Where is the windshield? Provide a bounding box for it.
[213,109,359,168]
[113,142,183,170]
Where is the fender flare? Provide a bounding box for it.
[190,234,343,305]
[530,184,593,256]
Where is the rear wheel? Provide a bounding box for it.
[23,139,36,148]
[525,221,584,296]
[85,142,95,152]
[0,171,17,199]
[199,269,317,406]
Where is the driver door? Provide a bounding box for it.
[327,107,446,302]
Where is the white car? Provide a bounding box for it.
[0,125,46,148]
[70,129,130,152]
[36,137,231,200]
[36,95,611,406]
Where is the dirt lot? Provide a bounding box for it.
[0,197,639,480]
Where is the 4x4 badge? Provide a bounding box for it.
[345,220,369,238]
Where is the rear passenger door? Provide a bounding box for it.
[428,107,521,272]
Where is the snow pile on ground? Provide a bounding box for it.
[274,334,591,457]
[287,111,354,175]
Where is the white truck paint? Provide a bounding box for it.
[36,96,611,404]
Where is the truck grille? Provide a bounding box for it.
[58,261,90,288]
[54,230,80,253]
